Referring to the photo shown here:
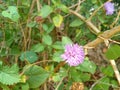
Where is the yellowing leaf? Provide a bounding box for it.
[53,14,63,27]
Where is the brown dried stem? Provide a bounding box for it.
[110,60,120,85]
[69,6,120,86]
[110,10,120,28]
[84,25,120,47]
[69,10,100,34]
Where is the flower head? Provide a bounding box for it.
[104,2,114,15]
[61,44,85,66]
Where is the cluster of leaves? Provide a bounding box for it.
[0,0,120,90]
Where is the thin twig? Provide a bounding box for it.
[20,60,54,76]
[90,76,106,90]
[110,10,120,28]
[90,76,120,90]
[26,0,36,50]
[19,23,27,51]
[109,39,120,45]
[85,25,120,47]
[36,0,41,11]
[110,60,120,85]
[99,35,120,45]
[69,10,100,34]
[55,77,65,90]
[75,0,82,12]
[88,4,104,21]
[88,0,112,21]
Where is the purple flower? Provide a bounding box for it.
[61,44,85,66]
[104,2,114,15]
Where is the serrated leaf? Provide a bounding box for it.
[53,14,63,27]
[70,19,83,27]
[62,36,73,46]
[24,65,49,88]
[42,35,52,45]
[38,5,53,18]
[105,45,120,60]
[20,51,38,63]
[76,58,96,74]
[0,64,20,85]
[31,43,44,52]
[2,6,20,22]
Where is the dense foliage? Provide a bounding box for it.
[0,0,120,90]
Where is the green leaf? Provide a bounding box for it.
[79,73,91,82]
[31,43,45,52]
[101,65,114,77]
[21,83,29,90]
[38,5,53,18]
[52,51,63,62]
[13,83,29,90]
[42,24,54,34]
[2,6,20,22]
[52,73,61,82]
[42,35,52,45]
[27,21,36,28]
[76,57,96,74]
[20,51,38,63]
[10,46,20,55]
[92,0,97,4]
[93,77,110,90]
[70,19,83,27]
[62,36,73,46]
[69,68,82,82]
[0,64,20,85]
[53,68,67,82]
[110,79,119,88]
[22,0,30,7]
[42,24,48,32]
[105,45,120,60]
[52,41,64,49]
[24,65,49,88]
[57,4,69,13]
[98,15,105,23]
[53,14,63,27]
[47,24,54,33]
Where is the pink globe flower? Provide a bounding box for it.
[104,2,114,15]
[61,44,85,66]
